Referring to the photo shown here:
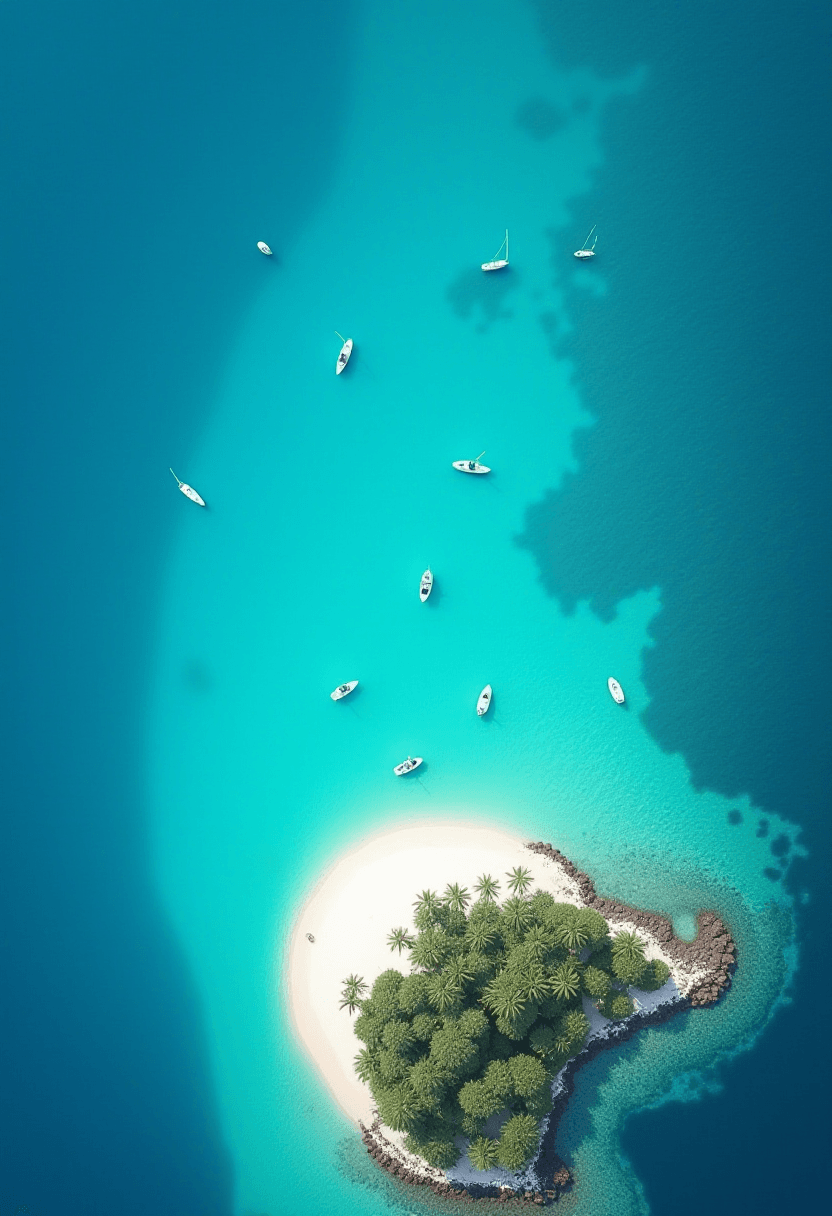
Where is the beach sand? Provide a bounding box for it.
[285,820,693,1129]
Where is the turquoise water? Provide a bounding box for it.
[146,2,807,1213]
[3,0,829,1213]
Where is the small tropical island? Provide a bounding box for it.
[288,823,735,1205]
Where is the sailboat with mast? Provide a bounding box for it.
[481,229,509,272]
[574,226,597,259]
[452,451,490,474]
[335,331,353,374]
[169,468,206,507]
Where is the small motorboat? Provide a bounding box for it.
[335,331,353,374]
[574,225,597,259]
[453,451,490,475]
[419,569,433,602]
[393,756,423,776]
[607,677,625,704]
[476,684,493,716]
[169,468,206,507]
[482,229,509,272]
[331,680,359,701]
[257,241,273,256]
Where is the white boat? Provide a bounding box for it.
[419,569,433,602]
[607,677,625,704]
[574,225,597,259]
[482,229,509,272]
[330,680,359,701]
[452,451,490,475]
[169,468,206,507]
[476,684,493,716]
[335,331,353,374]
[393,755,423,776]
[257,241,273,256]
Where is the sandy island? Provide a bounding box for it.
[286,821,709,1134]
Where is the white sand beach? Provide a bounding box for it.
[285,820,693,1129]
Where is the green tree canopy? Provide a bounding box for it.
[637,958,671,991]
[409,928,449,972]
[575,906,610,947]
[496,1114,539,1170]
[611,950,648,986]
[608,993,635,1020]
[582,965,612,1001]
[508,1053,547,1099]
[345,874,665,1175]
[376,1083,417,1131]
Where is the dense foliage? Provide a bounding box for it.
[342,878,671,1171]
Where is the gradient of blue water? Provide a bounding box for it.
[2,1,830,1214]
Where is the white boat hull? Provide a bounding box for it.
[452,460,491,474]
[179,483,205,507]
[607,678,625,704]
[481,259,508,272]
[336,338,353,374]
[393,756,423,776]
[477,684,493,716]
[331,680,359,701]
[574,250,595,259]
[420,569,433,601]
[257,241,273,255]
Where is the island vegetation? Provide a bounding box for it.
[339,869,669,1172]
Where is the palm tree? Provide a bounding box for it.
[446,955,475,987]
[443,882,471,913]
[521,963,549,1003]
[474,873,500,902]
[339,974,368,1013]
[505,866,533,896]
[556,921,589,954]
[483,978,526,1023]
[354,1049,373,1082]
[427,972,462,1013]
[382,1086,417,1132]
[563,1010,589,1046]
[387,926,414,954]
[502,896,532,934]
[612,931,645,962]
[466,921,496,952]
[549,963,581,1003]
[468,1136,499,1171]
[413,889,442,916]
[409,932,445,971]
[524,924,552,958]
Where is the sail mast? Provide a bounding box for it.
[505,229,509,263]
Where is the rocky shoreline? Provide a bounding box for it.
[357,841,736,1205]
[524,840,737,1007]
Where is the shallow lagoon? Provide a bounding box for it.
[147,3,813,1213]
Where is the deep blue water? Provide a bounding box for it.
[519,3,832,1210]
[1,2,350,1212]
[2,2,830,1214]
